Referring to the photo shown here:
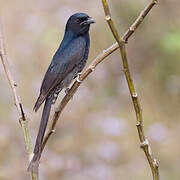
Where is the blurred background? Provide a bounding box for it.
[0,0,180,179]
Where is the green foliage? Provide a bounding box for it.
[161,30,180,55]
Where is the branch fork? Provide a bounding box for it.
[101,0,159,179]
[0,0,159,179]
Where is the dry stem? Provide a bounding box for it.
[102,0,159,180]
[42,4,158,177]
[0,20,38,180]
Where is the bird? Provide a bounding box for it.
[28,13,95,172]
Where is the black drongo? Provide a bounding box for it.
[28,13,95,172]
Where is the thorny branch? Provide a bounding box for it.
[42,4,159,180]
[0,20,38,180]
[102,0,159,180]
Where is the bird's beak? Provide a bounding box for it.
[82,17,95,25]
[86,17,96,24]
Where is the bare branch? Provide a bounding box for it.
[0,0,159,178]
[101,0,159,180]
[42,0,158,157]
[123,0,158,42]
[0,20,38,180]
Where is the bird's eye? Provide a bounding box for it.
[75,18,81,23]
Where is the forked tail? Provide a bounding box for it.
[28,96,52,172]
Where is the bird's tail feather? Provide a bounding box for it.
[28,96,52,172]
[33,94,46,112]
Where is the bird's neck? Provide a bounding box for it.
[59,30,89,51]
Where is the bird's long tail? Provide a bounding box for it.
[28,96,53,172]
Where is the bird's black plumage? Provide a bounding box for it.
[28,13,95,172]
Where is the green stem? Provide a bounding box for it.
[101,0,159,179]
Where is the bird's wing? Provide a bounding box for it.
[34,37,86,111]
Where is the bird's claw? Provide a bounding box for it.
[76,72,82,83]
[65,88,70,94]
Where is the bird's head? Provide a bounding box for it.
[66,13,95,35]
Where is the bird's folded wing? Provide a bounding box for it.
[38,37,86,105]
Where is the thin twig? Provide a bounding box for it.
[102,0,159,180]
[123,0,158,43]
[0,20,38,180]
[42,0,158,155]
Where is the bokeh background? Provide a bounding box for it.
[0,0,180,179]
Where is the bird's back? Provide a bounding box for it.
[34,34,90,111]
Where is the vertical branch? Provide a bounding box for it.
[101,0,159,180]
[42,0,159,161]
[0,20,38,180]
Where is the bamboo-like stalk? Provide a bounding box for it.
[0,20,38,180]
[101,0,159,180]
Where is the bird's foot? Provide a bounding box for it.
[65,87,70,94]
[76,72,82,83]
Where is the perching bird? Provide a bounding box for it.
[28,13,95,172]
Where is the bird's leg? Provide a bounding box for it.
[65,87,70,94]
[76,72,82,83]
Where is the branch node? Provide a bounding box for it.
[132,92,138,98]
[51,129,55,133]
[123,68,128,73]
[140,139,149,148]
[130,26,135,32]
[154,0,158,4]
[122,39,127,44]
[54,107,59,113]
[105,15,111,21]
[90,65,95,72]
[136,122,140,127]
[153,158,159,167]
